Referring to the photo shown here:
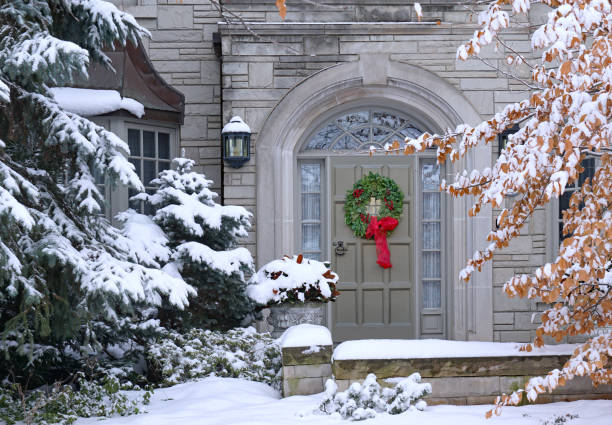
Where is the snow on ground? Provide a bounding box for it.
[73,377,612,425]
[333,339,576,360]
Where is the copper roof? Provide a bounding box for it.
[74,42,185,124]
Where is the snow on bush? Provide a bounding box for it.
[319,373,431,421]
[0,372,151,425]
[146,327,281,390]
[246,255,339,306]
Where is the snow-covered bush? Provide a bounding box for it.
[247,255,339,306]
[146,327,281,390]
[122,157,255,330]
[319,373,430,421]
[0,372,151,425]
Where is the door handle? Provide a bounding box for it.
[333,241,348,256]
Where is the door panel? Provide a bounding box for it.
[331,156,415,341]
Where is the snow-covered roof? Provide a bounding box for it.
[50,87,144,118]
[333,339,577,360]
[222,116,251,134]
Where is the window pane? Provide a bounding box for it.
[331,134,360,151]
[422,251,441,278]
[143,131,155,157]
[128,129,140,156]
[143,160,156,185]
[158,160,171,174]
[158,132,170,159]
[423,281,441,309]
[336,110,368,130]
[421,162,440,190]
[129,158,141,178]
[579,158,595,186]
[400,126,423,139]
[423,222,440,249]
[372,127,392,143]
[372,111,406,129]
[351,127,370,143]
[302,223,321,251]
[302,194,320,220]
[422,192,440,220]
[304,252,321,261]
[301,163,320,192]
[305,124,342,150]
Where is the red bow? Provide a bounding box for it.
[365,216,399,268]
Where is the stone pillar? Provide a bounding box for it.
[280,324,333,397]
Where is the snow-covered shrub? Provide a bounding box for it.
[319,373,430,421]
[247,255,339,306]
[146,327,281,390]
[0,372,151,425]
[122,157,255,330]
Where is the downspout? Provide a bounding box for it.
[213,31,224,205]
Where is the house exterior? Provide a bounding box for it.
[94,0,574,344]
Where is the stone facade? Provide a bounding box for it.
[111,0,565,343]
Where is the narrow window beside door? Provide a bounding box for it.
[421,160,441,309]
[301,163,322,261]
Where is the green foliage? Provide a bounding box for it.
[0,372,151,425]
[146,327,281,390]
[344,172,404,238]
[135,158,255,330]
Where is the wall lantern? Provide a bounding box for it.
[498,124,520,155]
[222,116,251,168]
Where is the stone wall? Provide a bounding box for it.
[119,0,558,342]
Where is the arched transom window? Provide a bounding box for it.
[302,108,424,151]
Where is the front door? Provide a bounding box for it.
[330,156,416,340]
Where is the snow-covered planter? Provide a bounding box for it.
[319,373,431,421]
[246,255,339,337]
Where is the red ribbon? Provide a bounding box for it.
[365,216,399,269]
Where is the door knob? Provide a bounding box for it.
[333,241,348,256]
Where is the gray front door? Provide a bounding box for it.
[330,156,416,340]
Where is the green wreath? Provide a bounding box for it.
[344,172,404,238]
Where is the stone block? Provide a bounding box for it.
[499,330,532,342]
[464,90,494,115]
[173,85,213,103]
[283,364,332,379]
[304,36,339,55]
[245,107,271,133]
[223,62,247,75]
[157,6,194,30]
[153,60,201,73]
[282,345,333,366]
[333,355,570,380]
[494,312,514,325]
[428,376,500,397]
[460,78,508,90]
[493,290,531,311]
[283,377,325,396]
[181,116,207,140]
[355,6,411,22]
[201,61,220,84]
[149,48,180,60]
[340,41,417,55]
[249,62,273,88]
[224,185,255,198]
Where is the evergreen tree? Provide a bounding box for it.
[0,1,194,384]
[121,158,255,330]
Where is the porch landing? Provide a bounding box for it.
[332,339,612,405]
[279,329,612,404]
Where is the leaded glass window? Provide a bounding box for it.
[421,160,441,309]
[302,108,423,152]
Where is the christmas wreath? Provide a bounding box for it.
[344,173,404,268]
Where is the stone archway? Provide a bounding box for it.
[255,55,493,341]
